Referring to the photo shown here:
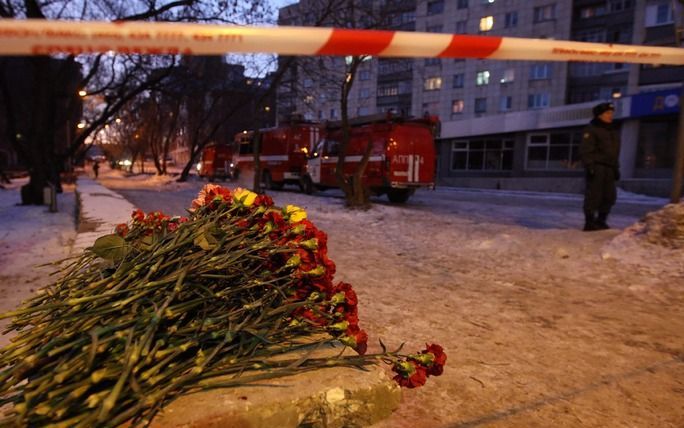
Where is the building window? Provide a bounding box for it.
[303,78,313,88]
[453,73,465,88]
[427,0,444,15]
[360,88,371,98]
[479,16,494,32]
[425,58,441,66]
[529,63,551,80]
[357,106,370,116]
[451,139,514,170]
[457,0,469,9]
[422,102,439,115]
[424,77,442,91]
[474,97,487,113]
[533,4,556,23]
[504,11,518,28]
[526,132,582,170]
[451,99,465,115]
[600,86,624,99]
[645,3,674,27]
[427,25,444,33]
[576,29,607,43]
[377,85,399,97]
[358,70,371,81]
[527,93,550,109]
[330,108,337,119]
[609,0,633,12]
[455,20,468,34]
[476,70,490,86]
[500,67,515,83]
[499,95,512,111]
[579,5,606,18]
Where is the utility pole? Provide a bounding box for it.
[670,0,684,203]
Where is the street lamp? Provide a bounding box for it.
[78,90,87,97]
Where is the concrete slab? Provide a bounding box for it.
[151,363,401,428]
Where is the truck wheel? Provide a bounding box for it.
[387,188,412,203]
[262,171,283,190]
[301,176,314,195]
[262,171,273,189]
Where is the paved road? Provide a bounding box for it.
[117,183,668,232]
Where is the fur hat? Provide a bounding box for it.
[592,102,615,117]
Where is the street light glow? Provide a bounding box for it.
[77,122,86,129]
[78,90,87,97]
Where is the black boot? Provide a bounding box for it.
[596,212,610,230]
[583,210,598,231]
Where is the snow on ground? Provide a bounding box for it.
[0,178,77,346]
[2,166,683,426]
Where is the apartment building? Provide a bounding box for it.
[277,0,683,196]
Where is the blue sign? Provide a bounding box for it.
[630,88,681,118]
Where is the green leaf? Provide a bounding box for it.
[193,225,224,251]
[91,234,129,262]
[194,231,218,250]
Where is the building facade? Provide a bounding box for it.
[277,0,683,196]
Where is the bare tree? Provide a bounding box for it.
[278,0,397,208]
[0,0,271,204]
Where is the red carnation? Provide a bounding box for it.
[392,361,428,388]
[423,343,447,376]
[115,223,129,237]
[132,209,145,222]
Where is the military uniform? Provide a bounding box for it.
[579,103,621,231]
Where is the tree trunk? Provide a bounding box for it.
[347,136,373,209]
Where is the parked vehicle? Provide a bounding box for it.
[197,144,234,180]
[302,114,438,203]
[232,119,322,190]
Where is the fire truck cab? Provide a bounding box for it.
[197,144,234,180]
[302,114,437,203]
[233,119,321,190]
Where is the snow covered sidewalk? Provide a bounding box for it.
[73,177,136,252]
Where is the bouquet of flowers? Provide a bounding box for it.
[0,184,446,427]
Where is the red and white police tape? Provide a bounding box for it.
[0,19,683,64]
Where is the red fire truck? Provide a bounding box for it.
[232,119,322,190]
[301,114,438,203]
[197,143,234,180]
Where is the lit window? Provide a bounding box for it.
[424,77,442,91]
[452,99,464,114]
[480,16,494,32]
[476,70,490,86]
[500,68,515,83]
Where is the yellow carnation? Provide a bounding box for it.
[285,205,307,223]
[233,188,257,206]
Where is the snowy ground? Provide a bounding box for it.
[2,165,684,426]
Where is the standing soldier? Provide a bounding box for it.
[579,102,621,231]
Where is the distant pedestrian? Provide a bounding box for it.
[93,160,100,179]
[579,102,621,231]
